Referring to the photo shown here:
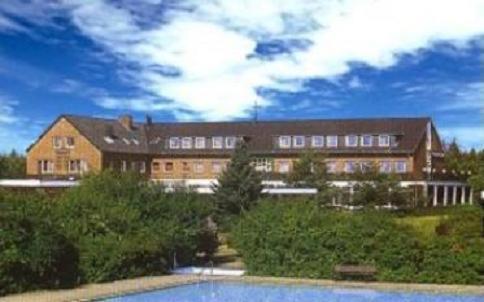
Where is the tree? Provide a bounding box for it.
[0,150,26,179]
[286,150,338,205]
[212,141,262,218]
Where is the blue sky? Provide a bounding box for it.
[0,0,483,153]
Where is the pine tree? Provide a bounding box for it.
[212,141,262,217]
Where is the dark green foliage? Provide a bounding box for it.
[0,171,218,295]
[232,201,483,284]
[0,191,79,296]
[0,150,26,179]
[212,141,262,219]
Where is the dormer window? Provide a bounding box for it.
[361,135,372,147]
[226,136,236,149]
[311,136,324,148]
[182,137,192,149]
[53,136,63,149]
[293,136,305,148]
[379,135,390,147]
[279,136,291,148]
[326,135,338,147]
[169,137,180,149]
[212,137,223,149]
[195,137,206,149]
[104,136,114,144]
[345,135,358,147]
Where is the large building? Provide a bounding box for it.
[25,114,473,205]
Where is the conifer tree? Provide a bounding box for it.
[212,141,262,217]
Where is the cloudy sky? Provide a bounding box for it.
[0,0,483,152]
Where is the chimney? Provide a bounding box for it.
[119,115,133,130]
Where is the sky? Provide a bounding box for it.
[0,0,483,153]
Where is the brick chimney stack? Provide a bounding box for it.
[119,115,133,130]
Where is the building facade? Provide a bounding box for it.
[25,114,473,205]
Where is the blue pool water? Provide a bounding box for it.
[103,281,483,302]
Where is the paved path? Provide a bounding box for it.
[1,275,483,301]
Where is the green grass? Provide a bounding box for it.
[395,215,446,240]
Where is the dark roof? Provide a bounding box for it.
[60,115,431,156]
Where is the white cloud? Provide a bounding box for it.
[3,0,484,120]
[0,95,18,124]
[439,82,484,112]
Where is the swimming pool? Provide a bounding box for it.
[103,281,483,302]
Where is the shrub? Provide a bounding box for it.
[232,201,420,281]
[0,192,79,295]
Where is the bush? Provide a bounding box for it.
[232,201,483,284]
[0,192,79,296]
[232,201,420,281]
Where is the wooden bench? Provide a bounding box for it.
[334,265,377,281]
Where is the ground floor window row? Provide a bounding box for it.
[37,159,89,174]
[150,159,409,174]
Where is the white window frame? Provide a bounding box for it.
[212,137,223,149]
[345,135,358,147]
[122,160,128,172]
[326,135,338,148]
[395,161,407,173]
[311,136,324,148]
[212,161,222,173]
[39,160,54,174]
[254,158,273,172]
[195,137,206,149]
[194,161,204,173]
[225,136,236,149]
[104,136,114,144]
[360,135,373,147]
[169,137,180,149]
[326,161,337,173]
[181,137,192,149]
[293,136,305,148]
[278,160,290,173]
[53,136,63,149]
[65,137,75,149]
[139,162,146,173]
[379,161,392,173]
[379,135,390,147]
[278,136,291,148]
[344,161,356,173]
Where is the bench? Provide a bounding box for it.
[334,265,377,281]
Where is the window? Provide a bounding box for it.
[38,160,54,174]
[379,135,390,147]
[139,162,146,173]
[68,160,81,173]
[395,161,407,173]
[344,161,356,173]
[152,162,160,172]
[380,161,392,173]
[225,136,236,149]
[122,160,128,172]
[311,136,324,148]
[278,161,290,173]
[194,161,204,173]
[65,137,75,148]
[104,136,114,144]
[182,161,190,172]
[254,158,272,172]
[53,136,62,149]
[326,161,337,173]
[326,135,338,147]
[345,135,358,147]
[212,137,223,149]
[169,137,180,149]
[164,162,174,172]
[195,137,206,149]
[360,135,372,147]
[293,136,305,148]
[212,161,223,173]
[360,161,372,172]
[182,137,192,149]
[279,136,291,148]
[131,162,138,171]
